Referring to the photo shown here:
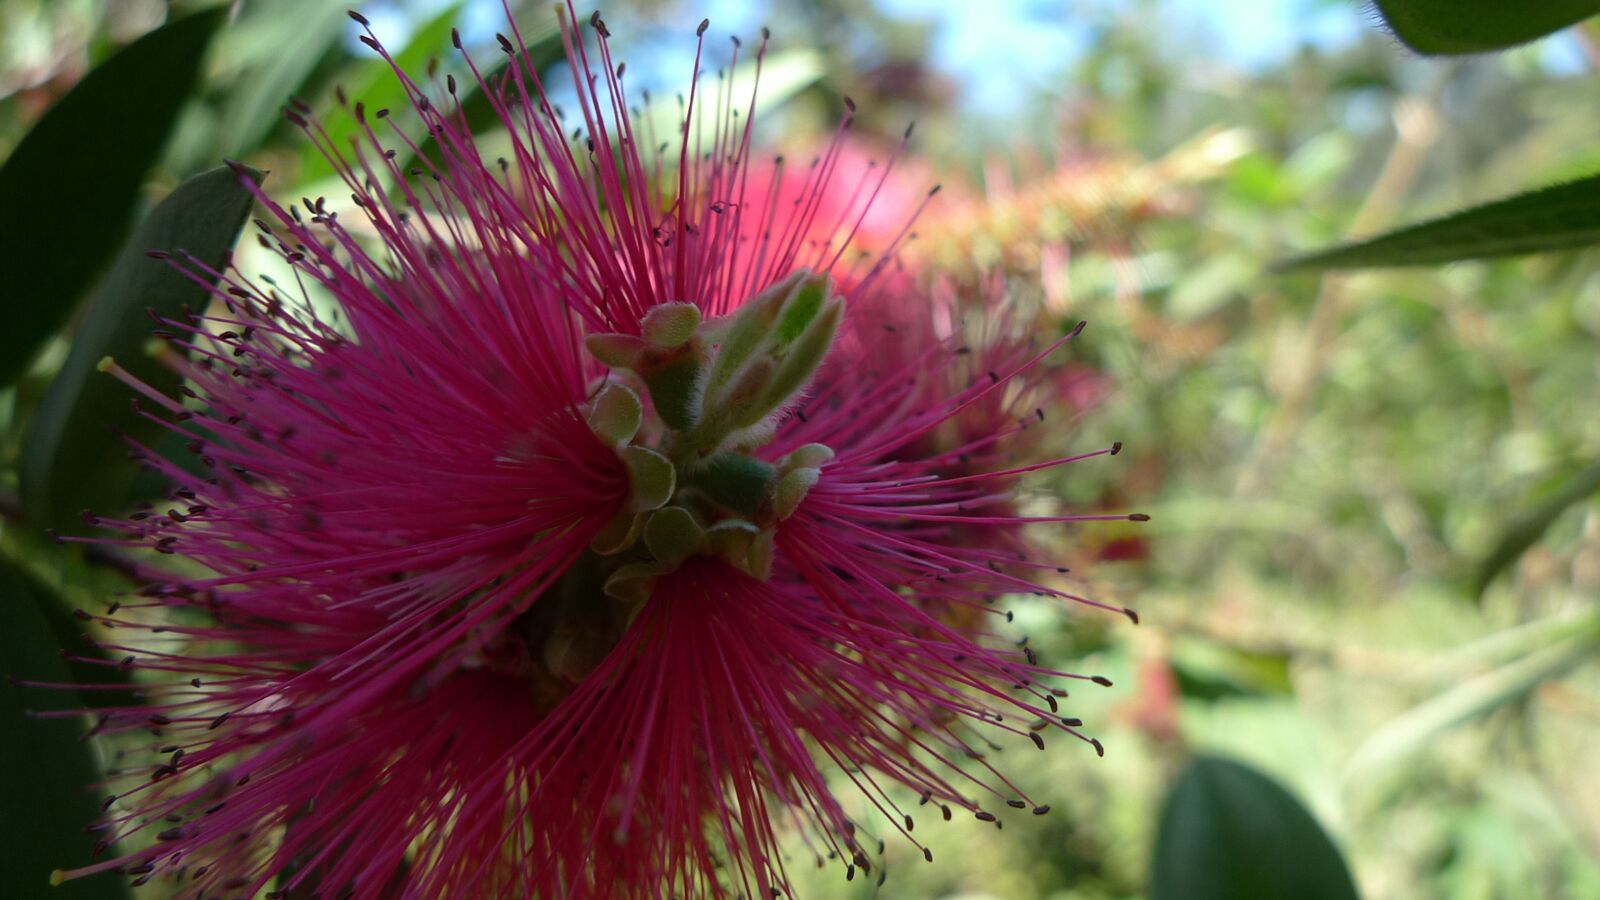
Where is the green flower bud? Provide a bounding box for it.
[704,270,804,398]
[773,467,821,520]
[640,302,702,348]
[642,351,705,431]
[585,332,646,369]
[602,561,667,607]
[782,443,835,471]
[772,273,829,348]
[748,295,843,425]
[644,506,705,566]
[694,452,775,517]
[587,383,643,447]
[591,509,644,555]
[746,527,775,581]
[621,445,676,511]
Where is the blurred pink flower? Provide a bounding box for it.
[50,6,1137,898]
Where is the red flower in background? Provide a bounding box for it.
[47,6,1139,897]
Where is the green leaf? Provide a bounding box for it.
[297,1,465,184]
[672,49,826,152]
[1344,618,1600,797]
[1276,173,1600,270]
[0,8,226,387]
[1151,756,1360,900]
[1473,459,1600,598]
[215,0,349,158]
[0,560,128,899]
[405,23,564,173]
[20,165,262,533]
[1373,0,1600,55]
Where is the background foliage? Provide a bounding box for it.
[2,1,1598,897]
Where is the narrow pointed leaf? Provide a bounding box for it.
[216,0,349,157]
[1344,621,1600,795]
[298,2,466,183]
[0,560,128,899]
[0,7,226,386]
[1473,459,1600,598]
[1373,0,1600,55]
[1277,173,1600,270]
[1151,756,1359,900]
[405,23,564,172]
[20,165,261,532]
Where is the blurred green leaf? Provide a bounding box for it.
[1171,638,1293,700]
[1473,459,1600,598]
[1344,616,1600,797]
[1277,173,1600,270]
[216,0,349,158]
[0,8,226,387]
[0,559,127,899]
[299,2,465,183]
[1373,0,1600,55]
[1151,756,1360,900]
[406,23,564,173]
[20,165,261,533]
[670,49,827,153]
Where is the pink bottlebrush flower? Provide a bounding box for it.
[43,5,1141,898]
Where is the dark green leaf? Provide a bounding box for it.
[0,8,226,387]
[0,559,128,899]
[1473,459,1600,598]
[1151,756,1360,900]
[20,165,262,533]
[1374,0,1600,55]
[1277,173,1600,270]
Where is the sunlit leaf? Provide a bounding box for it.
[0,8,226,387]
[1151,756,1359,900]
[1344,617,1600,797]
[298,2,466,184]
[1373,0,1600,55]
[20,165,261,533]
[0,560,127,899]
[216,0,350,158]
[406,23,565,173]
[1276,173,1600,270]
[1473,460,1600,598]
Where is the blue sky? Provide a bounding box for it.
[354,0,1586,117]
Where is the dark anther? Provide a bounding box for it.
[1007,800,1027,809]
[1061,717,1083,727]
[1029,732,1045,750]
[1091,675,1113,687]
[1129,512,1150,521]
[974,811,996,822]
[1091,738,1105,757]
[697,18,710,36]
[1033,805,1051,815]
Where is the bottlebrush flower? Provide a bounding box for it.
[44,5,1141,898]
